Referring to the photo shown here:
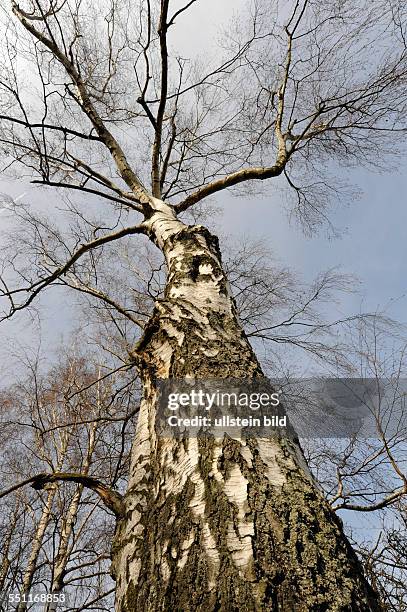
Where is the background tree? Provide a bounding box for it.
[0,346,138,610]
[0,0,406,610]
[302,316,407,612]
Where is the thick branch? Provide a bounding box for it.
[167,0,197,28]
[151,0,170,198]
[12,2,152,209]
[0,473,125,517]
[175,162,287,212]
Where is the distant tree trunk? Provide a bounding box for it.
[17,486,57,612]
[44,424,97,612]
[111,201,381,611]
[0,506,19,591]
[43,484,83,612]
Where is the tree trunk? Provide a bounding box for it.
[44,425,97,612]
[111,201,381,611]
[17,486,57,612]
[0,506,19,591]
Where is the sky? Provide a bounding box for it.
[219,168,407,324]
[174,0,407,328]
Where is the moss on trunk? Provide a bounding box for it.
[111,218,382,612]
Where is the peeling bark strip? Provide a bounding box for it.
[111,201,381,611]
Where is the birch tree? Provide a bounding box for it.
[1,0,407,610]
[0,348,136,610]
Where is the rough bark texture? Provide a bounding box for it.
[111,202,381,611]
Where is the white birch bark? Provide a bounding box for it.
[111,201,381,612]
[16,486,58,612]
[43,424,98,611]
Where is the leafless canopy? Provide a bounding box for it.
[0,0,406,320]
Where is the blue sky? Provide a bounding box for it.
[1,0,406,367]
[172,0,407,327]
[216,167,407,327]
[1,161,405,371]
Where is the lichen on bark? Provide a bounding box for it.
[111,203,382,612]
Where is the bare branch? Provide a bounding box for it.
[174,162,287,212]
[151,0,170,198]
[332,487,407,513]
[0,473,125,518]
[0,223,145,320]
[0,114,100,141]
[12,1,152,208]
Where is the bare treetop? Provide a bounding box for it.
[1,1,406,212]
[0,0,406,318]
